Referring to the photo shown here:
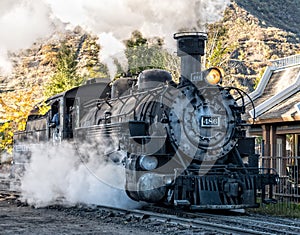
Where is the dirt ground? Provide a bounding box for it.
[0,196,208,235]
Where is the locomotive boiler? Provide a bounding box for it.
[14,32,278,209]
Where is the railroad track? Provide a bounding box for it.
[0,184,299,234]
[51,202,300,235]
[0,191,20,199]
[141,205,300,235]
[191,211,300,235]
[130,207,269,235]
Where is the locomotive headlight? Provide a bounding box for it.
[139,155,158,171]
[204,67,223,85]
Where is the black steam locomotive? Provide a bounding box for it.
[14,32,278,209]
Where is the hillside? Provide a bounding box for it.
[235,0,300,36]
[0,27,103,93]
[206,1,300,90]
[1,1,300,115]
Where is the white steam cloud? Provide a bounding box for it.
[20,142,140,208]
[97,32,128,79]
[0,0,230,76]
[0,0,55,75]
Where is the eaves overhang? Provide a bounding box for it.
[246,54,300,119]
[249,70,300,118]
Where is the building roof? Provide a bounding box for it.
[245,55,300,124]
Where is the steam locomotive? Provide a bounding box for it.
[14,32,278,209]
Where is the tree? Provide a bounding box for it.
[0,87,40,154]
[44,42,85,98]
[124,31,180,79]
[81,36,109,79]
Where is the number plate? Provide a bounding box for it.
[201,116,220,127]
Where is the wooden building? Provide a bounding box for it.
[245,55,300,175]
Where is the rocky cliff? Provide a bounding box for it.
[206,1,300,90]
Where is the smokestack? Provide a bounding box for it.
[174,32,207,82]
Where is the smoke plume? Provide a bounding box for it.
[20,142,140,208]
[0,0,230,76]
[0,0,55,74]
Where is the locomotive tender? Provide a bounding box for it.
[14,32,278,209]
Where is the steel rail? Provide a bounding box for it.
[89,204,272,235]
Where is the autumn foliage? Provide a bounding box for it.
[0,87,41,154]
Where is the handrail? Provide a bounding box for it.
[270,54,300,68]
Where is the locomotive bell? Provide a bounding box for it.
[174,32,207,82]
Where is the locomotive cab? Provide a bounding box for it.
[47,88,78,142]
